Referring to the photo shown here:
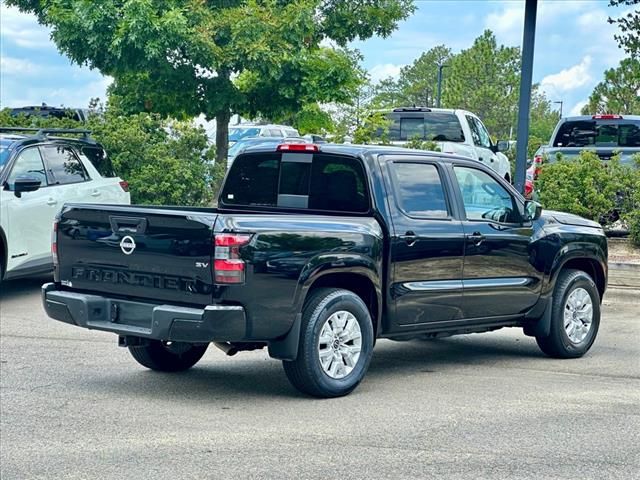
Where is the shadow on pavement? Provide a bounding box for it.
[0,275,52,302]
[80,333,545,402]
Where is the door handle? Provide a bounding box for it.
[400,231,418,246]
[91,190,101,197]
[466,232,485,245]
[46,198,57,206]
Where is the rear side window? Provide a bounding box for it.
[41,145,88,185]
[390,163,448,218]
[553,119,640,147]
[221,153,369,213]
[388,112,465,142]
[78,146,116,177]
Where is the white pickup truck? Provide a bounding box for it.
[382,107,512,181]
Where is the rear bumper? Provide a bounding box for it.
[41,283,247,342]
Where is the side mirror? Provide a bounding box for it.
[496,140,510,152]
[524,200,542,221]
[12,175,42,198]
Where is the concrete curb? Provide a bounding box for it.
[608,262,640,289]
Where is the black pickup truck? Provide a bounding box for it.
[43,143,608,397]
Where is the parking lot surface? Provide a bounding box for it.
[1,277,639,479]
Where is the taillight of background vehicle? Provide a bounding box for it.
[214,234,252,284]
[524,179,534,200]
[119,180,129,192]
[532,155,543,179]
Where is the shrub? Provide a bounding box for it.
[536,151,617,221]
[536,151,640,229]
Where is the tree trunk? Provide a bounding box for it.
[215,110,231,166]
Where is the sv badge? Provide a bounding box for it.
[195,262,209,268]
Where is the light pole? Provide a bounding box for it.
[436,64,447,108]
[554,100,563,118]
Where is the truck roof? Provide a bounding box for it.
[560,115,640,122]
[237,141,479,165]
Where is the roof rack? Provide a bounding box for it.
[0,127,93,142]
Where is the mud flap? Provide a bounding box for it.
[523,296,552,338]
[267,313,302,360]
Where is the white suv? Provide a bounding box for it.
[228,124,299,145]
[0,128,130,280]
[381,107,512,181]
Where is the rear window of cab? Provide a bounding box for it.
[221,152,370,213]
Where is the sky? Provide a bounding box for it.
[0,0,631,117]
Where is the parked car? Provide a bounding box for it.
[228,124,299,146]
[378,107,512,181]
[0,127,130,281]
[10,104,91,123]
[42,142,607,397]
[531,114,640,179]
[227,136,306,169]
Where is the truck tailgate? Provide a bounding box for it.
[56,204,217,306]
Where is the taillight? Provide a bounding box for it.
[52,220,59,266]
[533,155,543,179]
[276,143,319,152]
[592,114,622,120]
[524,179,534,199]
[214,234,252,284]
[119,180,129,192]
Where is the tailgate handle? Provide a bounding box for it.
[109,216,148,234]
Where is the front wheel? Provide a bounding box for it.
[283,288,374,398]
[128,340,208,372]
[535,269,600,358]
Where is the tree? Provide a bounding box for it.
[442,30,520,139]
[8,0,414,163]
[370,45,452,108]
[581,57,640,114]
[609,0,640,57]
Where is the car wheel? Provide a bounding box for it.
[535,269,600,358]
[128,340,208,372]
[282,288,374,398]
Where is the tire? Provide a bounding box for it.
[283,288,374,398]
[535,269,600,359]
[128,340,208,372]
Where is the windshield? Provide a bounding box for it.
[553,119,640,148]
[387,112,465,142]
[229,128,261,142]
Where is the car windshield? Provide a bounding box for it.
[553,119,640,148]
[387,112,465,142]
[229,127,261,142]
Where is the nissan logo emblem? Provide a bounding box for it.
[119,235,136,255]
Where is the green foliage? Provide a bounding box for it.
[609,0,640,57]
[367,30,560,148]
[1,105,221,206]
[442,31,520,139]
[581,57,640,114]
[353,111,391,144]
[404,136,441,152]
[287,103,334,135]
[7,0,414,163]
[536,151,640,226]
[370,45,451,108]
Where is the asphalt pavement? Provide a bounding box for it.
[1,276,639,479]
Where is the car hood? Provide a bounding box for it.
[542,210,602,229]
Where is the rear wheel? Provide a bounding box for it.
[535,269,600,358]
[283,288,374,398]
[128,340,208,372]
